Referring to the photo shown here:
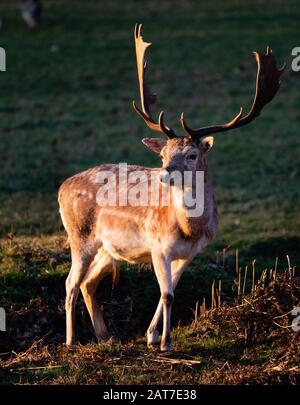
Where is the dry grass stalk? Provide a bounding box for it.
[242,265,248,302]
[194,301,199,323]
[237,268,242,301]
[252,259,256,294]
[211,280,216,309]
[151,357,201,366]
[200,297,206,316]
[286,255,291,276]
[274,257,278,280]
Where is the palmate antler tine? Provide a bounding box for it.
[180,108,244,138]
[133,23,177,138]
[181,48,285,139]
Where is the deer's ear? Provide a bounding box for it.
[142,138,167,154]
[200,136,214,153]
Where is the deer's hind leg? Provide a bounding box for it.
[65,243,93,348]
[80,247,119,342]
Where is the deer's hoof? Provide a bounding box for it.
[160,342,172,352]
[147,330,160,348]
[64,343,77,352]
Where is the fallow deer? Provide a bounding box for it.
[58,24,284,351]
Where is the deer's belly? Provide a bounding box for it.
[101,233,152,264]
[101,235,208,264]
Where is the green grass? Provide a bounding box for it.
[0,0,299,384]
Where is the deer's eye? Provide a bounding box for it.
[187,153,197,160]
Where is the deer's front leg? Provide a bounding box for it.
[147,258,190,348]
[151,249,173,352]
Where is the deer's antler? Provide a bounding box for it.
[133,23,177,138]
[180,47,285,139]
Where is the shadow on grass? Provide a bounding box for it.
[244,236,300,269]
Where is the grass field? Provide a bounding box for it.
[0,0,299,384]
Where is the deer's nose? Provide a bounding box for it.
[159,169,170,184]
[159,167,176,185]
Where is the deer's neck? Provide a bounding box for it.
[172,165,217,241]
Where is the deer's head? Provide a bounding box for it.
[133,24,285,185]
[141,136,213,185]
